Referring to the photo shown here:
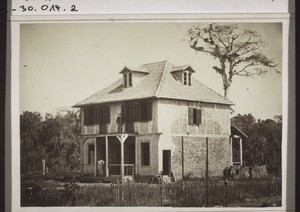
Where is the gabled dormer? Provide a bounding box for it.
[171,65,195,86]
[120,66,149,88]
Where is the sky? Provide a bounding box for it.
[20,22,282,120]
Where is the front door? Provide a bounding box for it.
[162,150,171,175]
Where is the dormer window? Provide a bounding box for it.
[123,73,132,87]
[128,73,132,87]
[171,65,195,86]
[183,72,192,86]
[120,65,149,88]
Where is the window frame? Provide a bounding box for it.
[183,72,187,85]
[123,72,133,88]
[84,106,110,126]
[87,144,95,165]
[84,107,96,125]
[188,72,192,86]
[122,101,152,123]
[182,71,192,86]
[188,107,202,126]
[128,73,132,87]
[140,142,150,166]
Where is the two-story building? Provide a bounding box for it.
[74,60,237,180]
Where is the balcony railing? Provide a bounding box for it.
[108,164,135,176]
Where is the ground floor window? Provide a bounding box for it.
[88,144,94,165]
[141,143,150,166]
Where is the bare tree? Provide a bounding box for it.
[188,24,279,97]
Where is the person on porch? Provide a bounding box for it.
[97,157,105,177]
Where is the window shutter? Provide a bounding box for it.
[83,108,87,125]
[136,103,141,121]
[188,108,194,125]
[121,104,125,123]
[123,74,127,87]
[128,104,132,123]
[147,102,152,121]
[106,106,110,123]
[124,104,129,123]
[98,107,102,124]
[196,109,202,125]
[95,107,99,124]
[132,103,138,122]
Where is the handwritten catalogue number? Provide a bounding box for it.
[12,4,79,13]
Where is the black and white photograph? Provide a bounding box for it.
[18,21,284,209]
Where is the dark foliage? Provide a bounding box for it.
[232,114,282,176]
[20,110,81,175]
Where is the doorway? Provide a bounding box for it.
[162,150,171,175]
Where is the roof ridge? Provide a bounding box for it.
[140,60,169,66]
[154,61,169,96]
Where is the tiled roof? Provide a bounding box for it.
[74,61,234,107]
[170,65,195,73]
[119,66,149,74]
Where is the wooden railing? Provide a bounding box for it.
[108,164,135,176]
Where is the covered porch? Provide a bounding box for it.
[231,125,248,166]
[82,133,137,179]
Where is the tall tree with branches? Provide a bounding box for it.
[188,24,279,97]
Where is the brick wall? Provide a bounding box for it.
[171,136,231,179]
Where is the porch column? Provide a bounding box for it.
[230,136,233,166]
[94,138,97,177]
[117,134,128,177]
[240,138,243,166]
[121,141,124,176]
[105,136,109,177]
[80,138,84,173]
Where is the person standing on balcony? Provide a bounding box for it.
[116,113,125,132]
[97,157,105,177]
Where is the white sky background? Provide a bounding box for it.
[20,22,282,120]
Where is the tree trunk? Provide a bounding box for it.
[224,87,229,98]
[221,72,230,98]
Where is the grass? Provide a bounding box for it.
[21,176,281,207]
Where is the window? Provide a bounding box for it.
[122,102,152,123]
[141,143,150,166]
[123,72,133,87]
[183,72,187,85]
[123,74,127,86]
[88,144,94,165]
[188,108,202,125]
[188,73,192,86]
[84,106,110,125]
[97,106,110,124]
[182,71,192,86]
[128,73,132,86]
[139,102,152,121]
[84,107,96,125]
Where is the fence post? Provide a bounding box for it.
[181,136,184,180]
[205,137,209,207]
[182,181,186,206]
[224,178,228,207]
[160,183,163,206]
[130,183,134,206]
